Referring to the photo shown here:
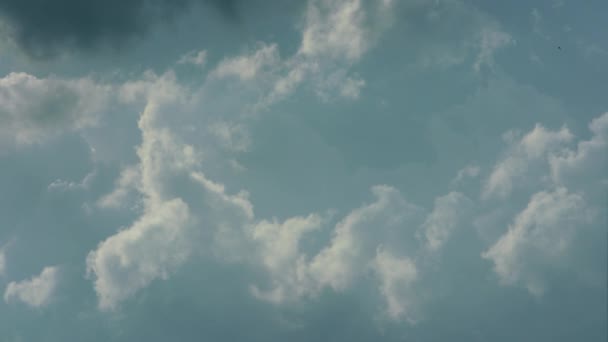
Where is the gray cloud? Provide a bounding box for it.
[0,0,240,58]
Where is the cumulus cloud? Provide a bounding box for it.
[0,0,241,58]
[78,0,604,320]
[86,198,192,310]
[86,67,261,310]
[211,0,396,108]
[373,247,418,322]
[482,124,574,200]
[96,166,141,209]
[0,72,112,148]
[4,266,60,308]
[212,43,280,82]
[299,0,368,61]
[307,186,422,291]
[482,188,592,295]
[251,185,428,311]
[86,72,199,310]
[82,8,376,307]
[419,192,473,252]
[549,112,608,195]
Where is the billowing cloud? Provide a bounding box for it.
[419,192,473,252]
[211,43,280,82]
[1,1,605,340]
[250,185,425,305]
[373,247,418,322]
[4,266,60,308]
[0,72,112,149]
[299,0,369,61]
[211,0,396,107]
[86,71,198,311]
[482,188,592,295]
[86,198,192,310]
[482,124,573,200]
[480,113,607,295]
[549,112,608,196]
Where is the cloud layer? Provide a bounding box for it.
[0,0,240,58]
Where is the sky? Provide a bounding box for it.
[0,0,606,341]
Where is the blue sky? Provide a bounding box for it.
[0,0,606,341]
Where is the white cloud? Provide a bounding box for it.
[86,68,263,309]
[482,124,573,200]
[0,72,112,148]
[211,43,280,82]
[419,192,473,252]
[249,214,324,303]
[4,266,60,308]
[482,188,592,295]
[252,215,322,277]
[212,0,396,108]
[177,50,207,66]
[97,165,141,209]
[373,247,418,322]
[307,185,423,292]
[549,112,608,195]
[299,0,368,62]
[251,185,426,308]
[86,198,192,311]
[86,72,201,311]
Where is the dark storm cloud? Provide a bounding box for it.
[0,0,240,59]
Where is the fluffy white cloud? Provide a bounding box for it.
[86,72,200,311]
[482,188,592,295]
[373,247,418,322]
[0,72,112,148]
[482,124,573,200]
[299,0,368,61]
[307,186,422,293]
[419,192,473,252]
[212,0,396,108]
[80,1,605,318]
[96,166,141,209]
[4,266,60,308]
[251,185,426,309]
[549,112,608,195]
[86,198,192,310]
[212,43,280,82]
